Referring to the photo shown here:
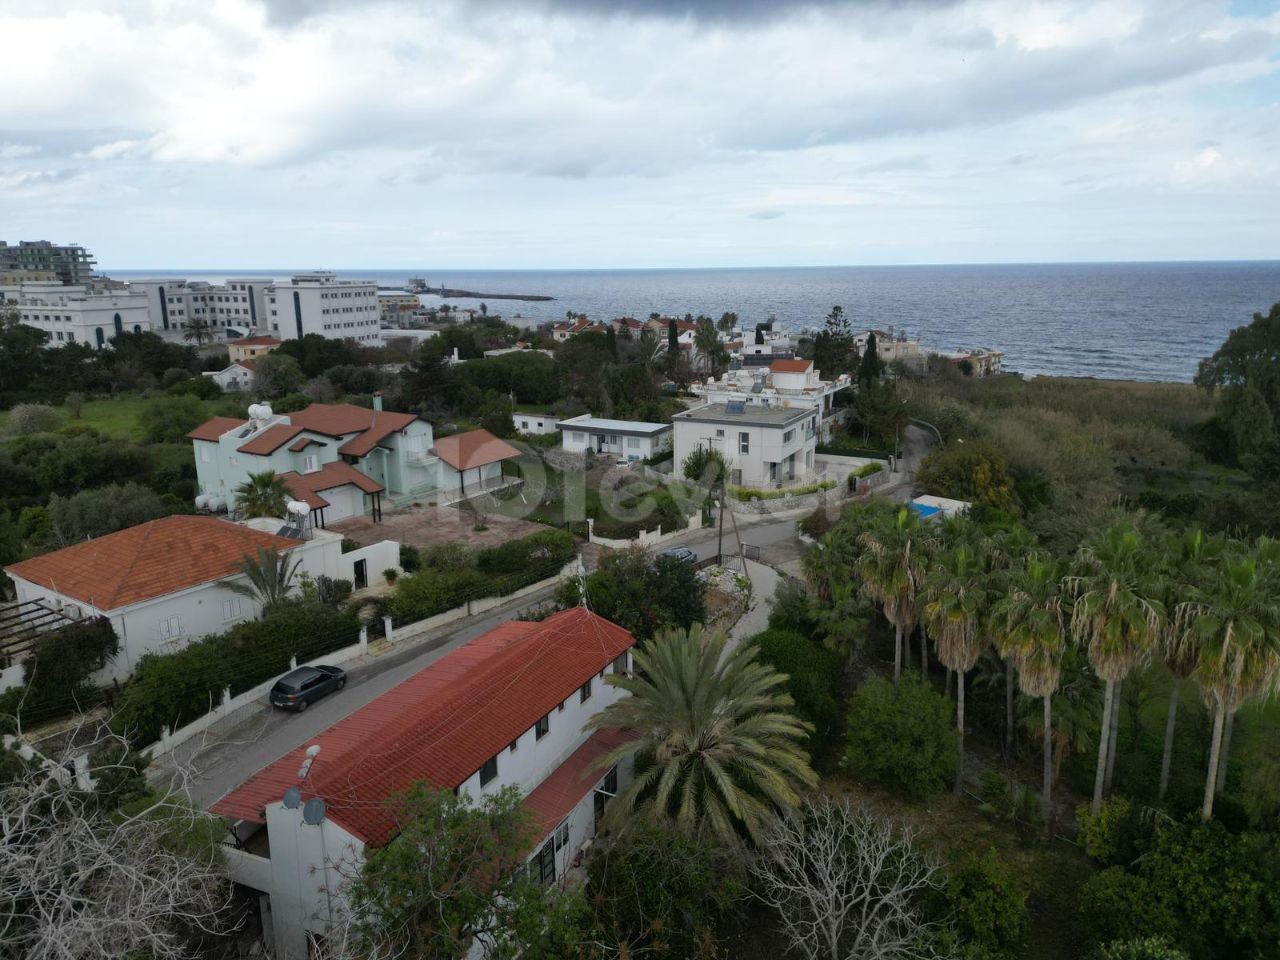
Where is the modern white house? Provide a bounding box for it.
[2,281,152,348]
[672,401,818,489]
[557,414,672,461]
[209,360,257,391]
[513,411,559,436]
[211,606,636,960]
[691,358,851,441]
[264,273,381,345]
[2,516,396,683]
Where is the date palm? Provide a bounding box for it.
[234,470,291,520]
[181,317,215,347]
[588,623,817,845]
[856,506,931,686]
[1066,521,1165,816]
[922,532,986,795]
[227,546,301,610]
[1176,549,1280,820]
[993,554,1068,829]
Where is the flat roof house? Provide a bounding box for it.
[3,516,352,682]
[691,358,851,442]
[672,401,818,489]
[212,606,637,960]
[557,414,672,461]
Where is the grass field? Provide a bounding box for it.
[0,394,230,443]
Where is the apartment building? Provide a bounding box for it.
[212,606,637,960]
[129,278,270,340]
[672,401,818,488]
[265,273,381,344]
[0,240,96,285]
[2,281,152,347]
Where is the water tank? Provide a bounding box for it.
[194,493,211,510]
[286,500,311,519]
[247,402,274,421]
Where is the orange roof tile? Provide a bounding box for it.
[523,726,633,835]
[233,336,282,346]
[279,462,384,510]
[238,423,306,455]
[432,429,521,472]
[337,411,420,457]
[770,359,813,374]
[288,403,418,443]
[186,416,247,442]
[211,607,635,846]
[287,435,325,453]
[4,516,297,610]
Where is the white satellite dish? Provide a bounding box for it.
[302,797,326,826]
[282,787,302,809]
[305,744,322,759]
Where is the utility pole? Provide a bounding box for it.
[716,478,726,564]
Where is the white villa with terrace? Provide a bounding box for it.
[691,358,850,441]
[557,414,672,461]
[672,400,819,489]
[211,607,636,960]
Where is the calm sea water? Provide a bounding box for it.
[111,262,1280,383]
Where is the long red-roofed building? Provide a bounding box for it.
[212,606,637,959]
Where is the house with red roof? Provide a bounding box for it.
[211,606,637,960]
[188,398,521,524]
[690,357,852,442]
[208,358,258,392]
[2,516,362,682]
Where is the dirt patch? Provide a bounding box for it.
[330,502,553,552]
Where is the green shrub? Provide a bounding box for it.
[845,673,956,799]
[474,529,575,579]
[855,461,885,478]
[750,627,842,751]
[728,479,836,501]
[398,543,421,573]
[1077,795,1143,866]
[388,568,492,623]
[1093,938,1191,960]
[798,507,834,538]
[1078,868,1178,946]
[941,847,1030,960]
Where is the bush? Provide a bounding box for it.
[474,529,575,582]
[1077,795,1143,866]
[1094,938,1191,960]
[1078,868,1177,946]
[388,568,492,623]
[398,543,421,573]
[7,403,59,436]
[916,441,1017,514]
[681,446,726,485]
[855,461,885,478]
[139,395,209,443]
[940,847,1030,960]
[166,375,222,399]
[750,627,841,751]
[728,479,836,501]
[845,673,956,799]
[798,506,834,538]
[0,618,120,728]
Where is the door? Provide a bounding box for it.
[353,559,368,590]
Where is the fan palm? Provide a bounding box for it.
[234,470,291,520]
[1066,521,1165,816]
[990,524,1039,752]
[922,531,986,795]
[993,554,1068,828]
[227,546,302,610]
[1176,549,1280,819]
[587,624,817,845]
[856,506,931,685]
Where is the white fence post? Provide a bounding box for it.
[160,725,172,755]
[383,616,394,645]
[359,626,369,654]
[221,686,232,716]
[289,656,297,671]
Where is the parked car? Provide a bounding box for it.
[658,546,697,564]
[269,665,346,712]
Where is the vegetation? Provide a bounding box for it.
[845,673,958,800]
[556,546,705,640]
[232,470,291,519]
[227,546,302,609]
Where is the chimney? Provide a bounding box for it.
[372,392,383,412]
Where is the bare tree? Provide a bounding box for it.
[0,727,237,959]
[750,796,945,960]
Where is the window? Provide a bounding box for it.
[534,840,556,885]
[199,446,211,463]
[603,765,618,796]
[572,431,585,443]
[739,432,750,454]
[221,597,243,621]
[580,679,592,703]
[157,615,183,641]
[536,714,550,740]
[612,653,628,675]
[555,821,570,849]
[627,437,640,449]
[303,454,319,473]
[783,429,795,444]
[558,700,566,712]
[715,428,724,438]
[521,420,529,430]
[479,755,498,787]
[509,737,519,753]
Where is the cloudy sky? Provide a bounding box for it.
[2,0,1279,269]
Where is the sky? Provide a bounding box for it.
[2,0,1279,270]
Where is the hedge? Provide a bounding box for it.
[111,602,361,746]
[854,461,885,478]
[728,479,836,501]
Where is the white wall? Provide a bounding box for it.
[673,414,817,488]
[513,413,557,435]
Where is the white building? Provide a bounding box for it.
[557,414,672,461]
[129,278,270,341]
[3,516,395,683]
[265,273,381,345]
[211,606,636,960]
[691,358,850,441]
[209,360,257,392]
[672,401,818,489]
[2,281,152,348]
[513,411,558,435]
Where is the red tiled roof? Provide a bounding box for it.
[279,462,384,510]
[288,403,418,445]
[233,359,257,373]
[287,436,324,453]
[432,429,521,472]
[4,516,297,610]
[771,359,813,374]
[523,727,633,836]
[337,411,420,457]
[211,608,634,845]
[238,423,306,456]
[233,336,282,346]
[186,416,247,441]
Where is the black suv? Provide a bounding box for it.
[269,665,346,712]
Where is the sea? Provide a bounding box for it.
[109,261,1280,384]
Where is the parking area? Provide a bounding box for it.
[330,502,553,552]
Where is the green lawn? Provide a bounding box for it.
[0,394,228,443]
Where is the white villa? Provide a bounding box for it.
[672,401,818,489]
[212,607,636,960]
[3,516,396,684]
[691,358,850,441]
[557,414,672,461]
[513,410,559,436]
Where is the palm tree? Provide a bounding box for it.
[693,317,727,379]
[588,624,817,844]
[1177,548,1280,819]
[227,546,301,609]
[234,470,291,519]
[182,317,214,347]
[856,506,931,686]
[1157,528,1222,801]
[994,554,1068,829]
[1066,522,1165,816]
[990,525,1039,753]
[922,533,987,795]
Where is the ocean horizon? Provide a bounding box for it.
[110,260,1280,383]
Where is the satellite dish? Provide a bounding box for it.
[302,797,326,826]
[282,787,301,809]
[305,744,322,759]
